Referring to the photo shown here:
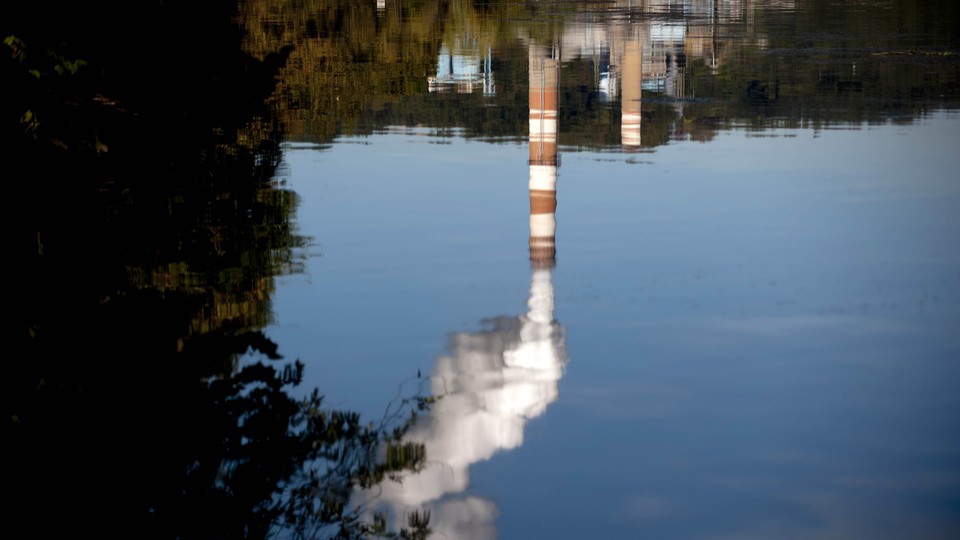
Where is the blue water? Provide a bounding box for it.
[252,111,960,538]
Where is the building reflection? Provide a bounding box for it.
[426,3,496,97]
[429,38,495,96]
[361,41,567,539]
[552,0,804,146]
[413,0,789,148]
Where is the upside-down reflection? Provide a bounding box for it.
[358,42,568,539]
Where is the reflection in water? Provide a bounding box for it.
[360,41,568,538]
[429,39,495,96]
[5,3,430,537]
[258,0,960,150]
[10,1,960,537]
[620,25,644,148]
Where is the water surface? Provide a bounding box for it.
[248,1,960,538]
[8,1,960,538]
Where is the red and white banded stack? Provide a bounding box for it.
[528,43,560,269]
[621,33,643,148]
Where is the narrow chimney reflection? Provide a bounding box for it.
[529,43,559,268]
[621,27,643,149]
[360,42,568,540]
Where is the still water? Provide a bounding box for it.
[8,0,960,538]
[242,1,960,538]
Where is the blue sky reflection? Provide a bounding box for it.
[262,110,960,539]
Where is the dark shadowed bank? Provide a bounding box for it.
[2,1,428,538]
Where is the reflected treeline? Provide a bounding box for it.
[240,0,959,148]
[5,1,427,538]
[239,0,450,142]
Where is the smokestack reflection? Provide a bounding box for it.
[621,27,643,149]
[528,43,559,269]
[358,41,568,540]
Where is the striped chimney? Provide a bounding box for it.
[529,44,559,269]
[621,30,643,148]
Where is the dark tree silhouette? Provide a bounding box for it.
[3,2,429,538]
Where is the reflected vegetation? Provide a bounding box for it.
[5,1,426,538]
[242,0,958,147]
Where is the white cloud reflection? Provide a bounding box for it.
[359,268,567,538]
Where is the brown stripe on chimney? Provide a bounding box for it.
[529,243,557,266]
[529,191,557,214]
[529,143,557,165]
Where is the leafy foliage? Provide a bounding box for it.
[4,1,430,538]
